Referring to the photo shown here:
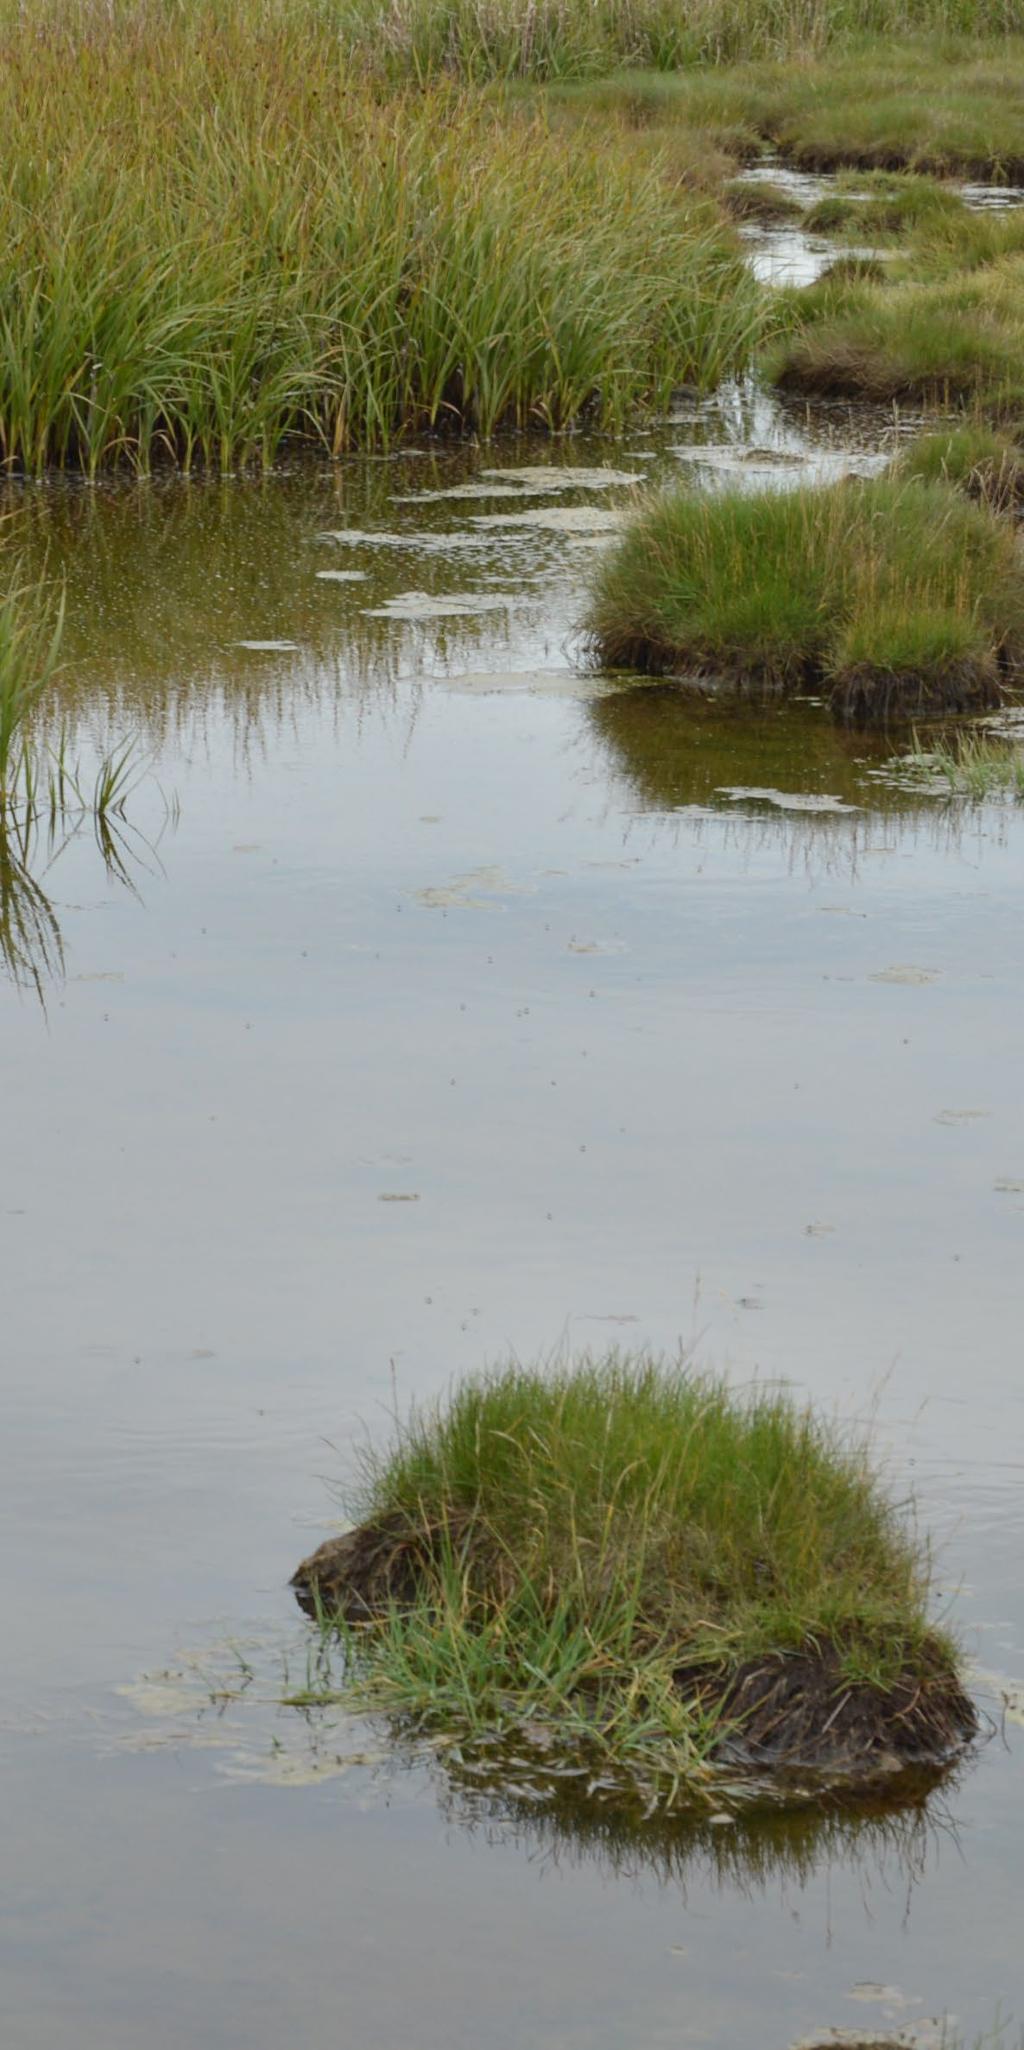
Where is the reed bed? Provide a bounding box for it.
[0,9,766,474]
[9,0,1023,80]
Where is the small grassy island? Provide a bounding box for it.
[585,470,1024,721]
[292,1359,976,1806]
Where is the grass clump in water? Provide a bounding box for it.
[292,1357,976,1799]
[897,724,1024,795]
[767,252,1024,412]
[585,474,1024,722]
[804,171,968,240]
[723,179,807,223]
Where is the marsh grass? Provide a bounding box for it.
[329,3,1024,77]
[766,194,1024,417]
[724,179,807,223]
[895,425,1024,509]
[586,474,1024,720]
[540,41,1024,173]
[767,255,1024,411]
[804,171,968,240]
[0,10,768,473]
[899,724,1024,795]
[292,1358,973,1799]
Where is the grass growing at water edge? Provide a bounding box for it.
[896,726,1024,796]
[292,1358,975,1803]
[0,7,767,473]
[585,474,1024,722]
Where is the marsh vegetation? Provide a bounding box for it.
[586,472,1024,720]
[0,4,770,474]
[292,1358,975,1806]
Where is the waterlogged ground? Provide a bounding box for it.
[2,386,1024,2050]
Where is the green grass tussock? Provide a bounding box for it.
[0,11,765,474]
[293,1358,975,1798]
[895,425,1024,509]
[804,171,968,240]
[767,255,1024,412]
[585,474,1024,721]
[724,179,806,223]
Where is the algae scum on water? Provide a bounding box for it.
[291,1359,977,1810]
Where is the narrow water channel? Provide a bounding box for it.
[1,380,1022,2049]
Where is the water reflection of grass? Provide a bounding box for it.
[0,552,165,994]
[435,1738,955,1892]
[584,684,1019,878]
[0,459,597,744]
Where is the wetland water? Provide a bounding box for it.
[2,390,1024,2050]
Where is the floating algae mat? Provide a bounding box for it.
[292,1360,976,1810]
[585,471,1024,722]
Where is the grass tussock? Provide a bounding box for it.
[292,1358,975,1797]
[585,475,1024,722]
[766,199,1024,420]
[724,179,807,223]
[895,425,1024,510]
[0,9,768,473]
[803,171,968,241]
[767,253,1024,413]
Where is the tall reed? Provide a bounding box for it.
[10,0,1020,77]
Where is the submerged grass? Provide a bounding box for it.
[898,725,1024,795]
[585,474,1024,721]
[292,1358,974,1799]
[0,8,767,473]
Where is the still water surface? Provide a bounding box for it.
[2,395,1022,2050]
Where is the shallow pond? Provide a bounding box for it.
[1,392,1023,2050]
